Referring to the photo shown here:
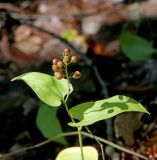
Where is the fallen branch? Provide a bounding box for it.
[0,131,148,160]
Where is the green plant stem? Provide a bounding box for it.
[63,63,84,160]
[64,60,71,103]
[78,127,84,160]
[62,89,84,160]
[62,99,84,160]
[86,126,105,160]
[62,61,74,122]
[62,100,74,123]
[100,144,105,160]
[64,60,69,82]
[62,100,84,160]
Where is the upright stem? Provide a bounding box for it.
[78,127,84,160]
[62,100,84,160]
[62,100,74,123]
[63,60,84,160]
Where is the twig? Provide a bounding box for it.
[82,132,148,160]
[85,126,105,160]
[1,131,148,160]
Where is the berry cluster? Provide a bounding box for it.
[52,48,81,80]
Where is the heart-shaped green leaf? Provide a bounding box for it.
[120,30,156,60]
[55,146,98,160]
[69,95,149,127]
[36,102,67,145]
[12,72,72,107]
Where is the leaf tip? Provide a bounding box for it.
[11,78,16,82]
[11,76,21,82]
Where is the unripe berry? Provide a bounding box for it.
[72,71,81,79]
[63,48,71,56]
[52,64,60,72]
[71,56,78,63]
[54,71,63,80]
[57,61,63,68]
[52,58,58,65]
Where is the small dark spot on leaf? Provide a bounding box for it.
[118,95,123,100]
[107,109,114,114]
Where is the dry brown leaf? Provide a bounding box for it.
[39,39,68,61]
[82,15,104,35]
[11,46,40,64]
[140,0,157,18]
[37,0,80,16]
[14,25,32,42]
[14,35,42,55]
[114,112,143,146]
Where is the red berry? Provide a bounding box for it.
[54,71,63,80]
[64,48,70,53]
[72,71,81,79]
[52,64,60,72]
[57,61,63,68]
[71,56,78,63]
[52,58,59,65]
[63,48,71,56]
